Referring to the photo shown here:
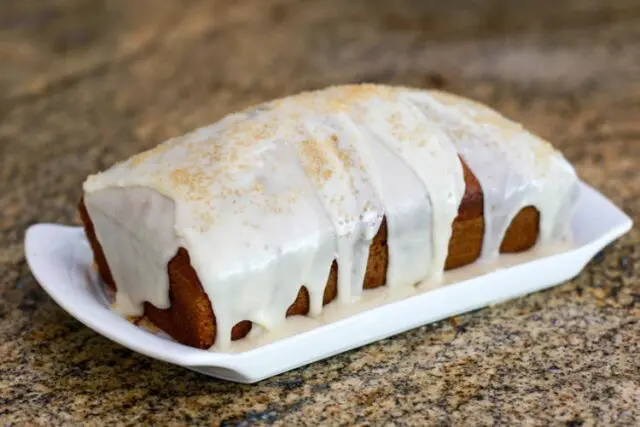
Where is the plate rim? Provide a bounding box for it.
[24,181,633,382]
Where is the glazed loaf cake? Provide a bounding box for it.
[80,85,579,350]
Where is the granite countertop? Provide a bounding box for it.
[1,0,639,425]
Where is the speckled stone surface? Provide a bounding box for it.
[1,0,639,425]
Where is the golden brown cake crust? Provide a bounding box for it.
[79,157,539,349]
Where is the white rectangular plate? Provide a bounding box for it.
[25,181,632,383]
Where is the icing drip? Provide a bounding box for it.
[407,90,578,260]
[292,112,384,305]
[83,84,579,349]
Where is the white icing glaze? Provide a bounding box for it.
[407,90,578,260]
[83,84,579,349]
[83,187,182,314]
